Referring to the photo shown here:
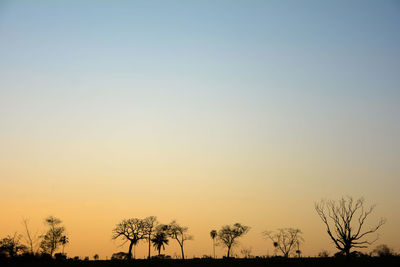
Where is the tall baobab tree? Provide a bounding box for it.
[217,223,250,258]
[315,196,386,257]
[264,228,303,258]
[210,230,217,258]
[167,221,193,259]
[112,218,147,260]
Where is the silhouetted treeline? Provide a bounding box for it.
[0,196,397,263]
[1,257,400,267]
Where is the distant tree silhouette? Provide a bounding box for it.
[60,235,69,254]
[144,216,158,259]
[240,246,252,258]
[315,196,386,257]
[167,221,193,259]
[40,216,67,257]
[318,250,330,257]
[210,230,217,258]
[0,233,27,257]
[93,254,99,260]
[371,244,394,257]
[112,218,147,260]
[21,219,40,255]
[295,240,302,258]
[151,225,169,256]
[111,252,127,260]
[217,223,250,258]
[264,228,303,257]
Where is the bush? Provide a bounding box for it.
[54,253,67,260]
[371,244,395,257]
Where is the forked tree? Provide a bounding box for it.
[21,219,41,255]
[264,228,303,257]
[112,218,147,259]
[217,223,250,258]
[167,221,193,259]
[315,196,386,257]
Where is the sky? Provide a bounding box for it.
[0,0,399,259]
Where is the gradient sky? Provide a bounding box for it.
[1,0,399,259]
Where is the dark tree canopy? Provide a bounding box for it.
[0,233,27,258]
[315,196,386,257]
[217,223,250,258]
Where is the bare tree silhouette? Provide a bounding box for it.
[21,219,41,255]
[167,221,193,259]
[112,218,147,260]
[40,216,67,257]
[144,216,158,259]
[315,196,386,257]
[264,228,303,257]
[240,246,253,258]
[210,230,217,258]
[217,223,250,258]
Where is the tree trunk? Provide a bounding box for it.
[344,247,351,257]
[213,239,216,258]
[127,242,133,260]
[180,245,185,259]
[158,247,161,256]
[227,245,231,258]
[148,235,151,259]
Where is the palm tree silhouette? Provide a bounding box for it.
[210,230,217,259]
[151,232,169,256]
[60,235,69,254]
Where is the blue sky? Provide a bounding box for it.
[1,0,399,164]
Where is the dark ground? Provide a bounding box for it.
[1,257,400,267]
